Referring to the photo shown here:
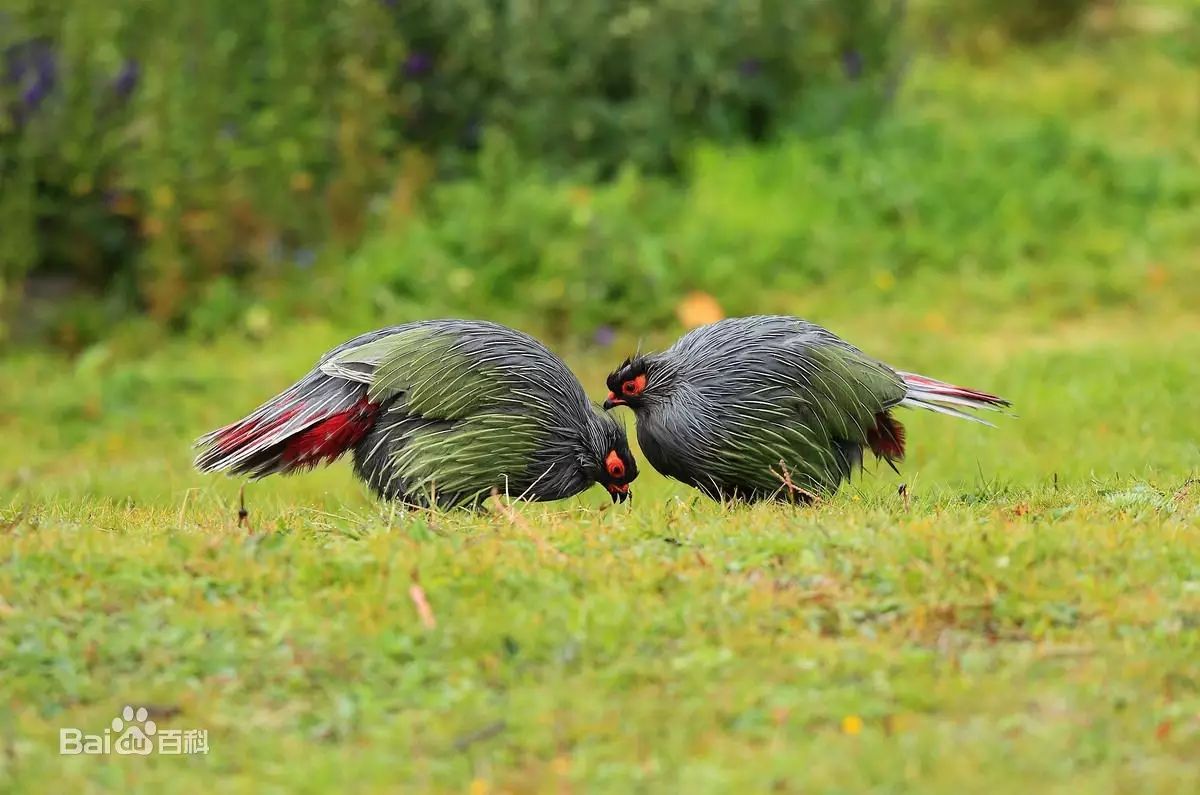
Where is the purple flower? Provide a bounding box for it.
[5,39,57,116]
[841,49,864,81]
[737,58,762,77]
[403,51,433,78]
[112,59,140,100]
[5,39,55,83]
[22,79,52,109]
[593,325,616,347]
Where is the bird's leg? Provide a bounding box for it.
[774,460,818,506]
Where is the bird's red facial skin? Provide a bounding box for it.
[605,449,626,479]
[607,483,630,495]
[606,391,624,407]
[621,374,647,398]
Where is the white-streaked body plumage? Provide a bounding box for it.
[605,315,1010,502]
[195,320,638,507]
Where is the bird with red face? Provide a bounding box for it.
[196,320,638,508]
[605,315,1009,503]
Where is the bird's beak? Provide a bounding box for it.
[607,483,630,503]
[603,392,625,410]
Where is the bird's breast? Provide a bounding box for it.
[634,407,708,483]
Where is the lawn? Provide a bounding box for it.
[3,23,1200,794]
[3,282,1198,792]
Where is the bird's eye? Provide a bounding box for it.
[605,450,625,479]
[621,374,647,397]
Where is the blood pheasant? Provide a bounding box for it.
[196,320,637,507]
[604,315,1008,503]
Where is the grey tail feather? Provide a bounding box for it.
[193,372,370,478]
[898,371,1012,427]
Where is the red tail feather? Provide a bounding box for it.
[214,407,301,454]
[901,374,1008,406]
[279,397,380,470]
[866,411,906,462]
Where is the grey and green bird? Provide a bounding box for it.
[195,320,638,507]
[603,315,1009,503]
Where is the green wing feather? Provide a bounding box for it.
[801,343,906,442]
[391,413,543,504]
[323,326,549,505]
[709,342,905,496]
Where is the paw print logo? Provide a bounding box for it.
[112,706,156,756]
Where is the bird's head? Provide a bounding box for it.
[591,413,639,503]
[604,356,654,411]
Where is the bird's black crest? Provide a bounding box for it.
[606,355,647,392]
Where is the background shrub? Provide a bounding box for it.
[319,110,1197,343]
[0,0,902,341]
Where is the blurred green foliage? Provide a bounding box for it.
[0,0,900,340]
[320,108,1198,342]
[1,0,408,328]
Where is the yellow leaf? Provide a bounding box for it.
[469,779,489,795]
[676,291,724,329]
[841,715,863,735]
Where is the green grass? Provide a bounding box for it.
[4,18,1200,793]
[3,291,1198,793]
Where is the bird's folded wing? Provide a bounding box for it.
[319,327,513,419]
[781,341,907,444]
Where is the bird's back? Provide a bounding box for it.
[338,320,604,506]
[639,316,906,499]
[197,318,611,508]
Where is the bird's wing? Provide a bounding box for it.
[777,338,908,445]
[320,325,551,504]
[320,325,507,414]
[693,336,908,497]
